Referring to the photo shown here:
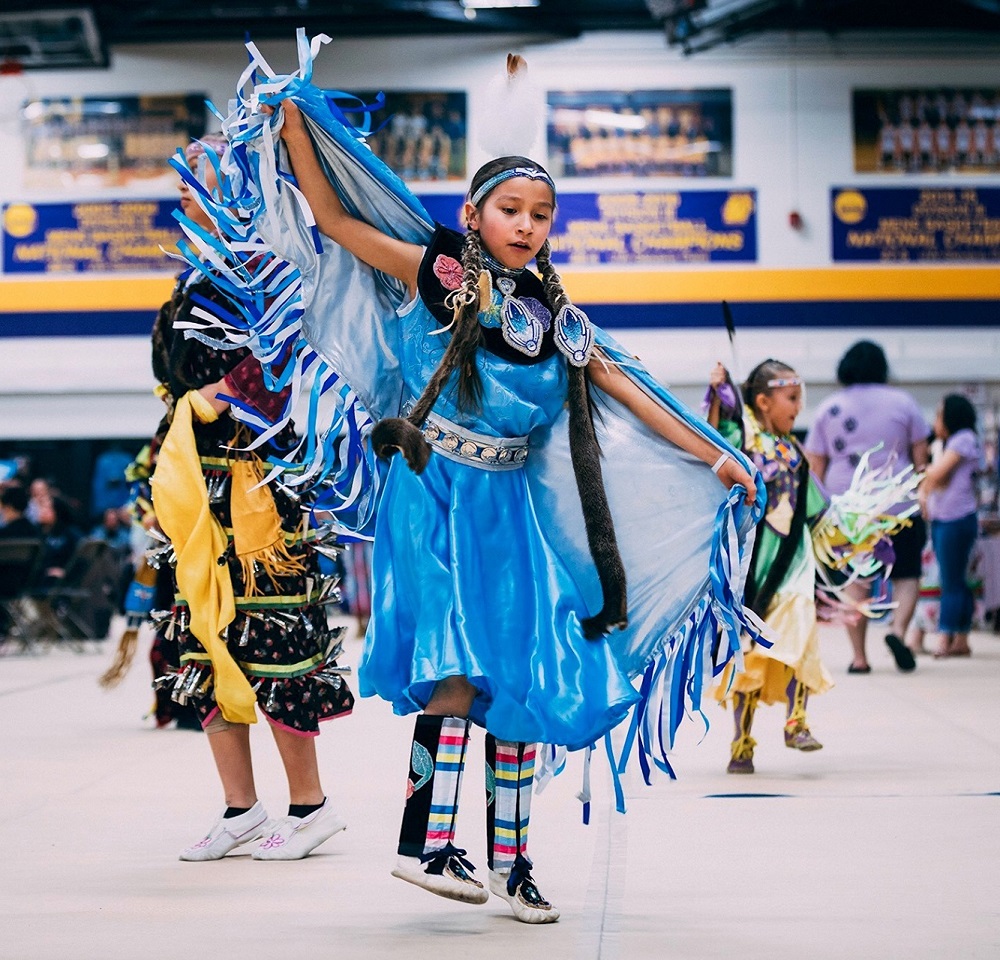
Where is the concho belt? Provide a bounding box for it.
[409,406,529,470]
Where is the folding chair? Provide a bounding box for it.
[0,538,47,653]
[34,539,121,646]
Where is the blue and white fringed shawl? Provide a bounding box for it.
[168,30,769,810]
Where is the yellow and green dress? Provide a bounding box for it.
[714,409,833,767]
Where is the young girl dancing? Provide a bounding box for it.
[706,360,832,773]
[706,359,918,773]
[181,36,764,924]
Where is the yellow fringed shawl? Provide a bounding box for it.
[229,458,305,596]
[152,391,257,724]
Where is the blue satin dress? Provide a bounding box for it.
[358,294,639,749]
[169,54,766,781]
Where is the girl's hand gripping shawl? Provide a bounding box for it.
[166,30,434,539]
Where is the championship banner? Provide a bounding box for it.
[417,189,757,265]
[831,186,1000,262]
[2,200,180,274]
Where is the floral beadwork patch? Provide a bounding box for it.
[432,254,463,291]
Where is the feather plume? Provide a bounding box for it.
[477,53,545,160]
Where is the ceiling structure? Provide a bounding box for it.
[1,0,999,67]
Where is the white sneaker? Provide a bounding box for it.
[179,802,269,861]
[252,799,347,860]
[489,867,560,924]
[391,849,490,904]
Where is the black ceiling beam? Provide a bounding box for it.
[1,0,658,46]
[667,0,1000,52]
[956,0,1000,13]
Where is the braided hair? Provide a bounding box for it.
[409,228,486,422]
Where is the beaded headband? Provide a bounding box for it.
[766,376,803,388]
[185,136,228,160]
[469,166,555,207]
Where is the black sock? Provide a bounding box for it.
[288,799,325,819]
[398,714,446,857]
[223,806,252,819]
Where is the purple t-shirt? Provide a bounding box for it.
[929,429,982,522]
[804,384,929,503]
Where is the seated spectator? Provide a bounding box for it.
[37,496,82,584]
[26,477,55,526]
[0,485,39,540]
[0,485,41,631]
[90,507,133,557]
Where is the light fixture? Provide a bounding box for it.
[461,0,540,9]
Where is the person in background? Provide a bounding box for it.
[0,484,41,635]
[149,134,355,862]
[91,507,133,554]
[706,361,832,774]
[805,340,929,674]
[919,394,983,658]
[0,484,38,540]
[37,496,82,585]
[25,477,55,526]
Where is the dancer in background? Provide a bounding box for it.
[707,359,919,773]
[149,134,354,863]
[707,361,831,773]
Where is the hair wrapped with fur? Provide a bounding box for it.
[371,156,627,638]
[535,239,626,637]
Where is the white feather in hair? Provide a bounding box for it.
[476,54,546,160]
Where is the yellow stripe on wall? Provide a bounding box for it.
[561,266,1000,304]
[1,276,176,311]
[1,265,998,313]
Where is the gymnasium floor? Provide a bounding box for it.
[3,620,998,960]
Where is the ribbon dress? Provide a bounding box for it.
[173,31,767,791]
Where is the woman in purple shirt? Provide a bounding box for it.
[920,395,982,657]
[805,341,929,673]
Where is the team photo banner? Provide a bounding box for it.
[831,186,1000,262]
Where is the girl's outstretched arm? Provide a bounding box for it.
[588,354,758,504]
[268,99,423,293]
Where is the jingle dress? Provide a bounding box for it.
[149,269,354,732]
